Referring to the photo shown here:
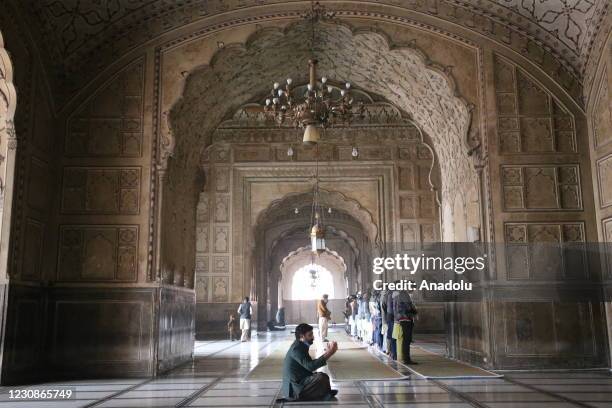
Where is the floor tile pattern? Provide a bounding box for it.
[0,330,609,407]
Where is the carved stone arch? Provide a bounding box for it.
[166,19,477,202]
[267,222,363,284]
[254,188,379,248]
[279,246,347,277]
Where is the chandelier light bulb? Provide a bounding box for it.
[307,84,313,91]
[345,82,351,89]
[287,146,294,156]
[273,82,280,89]
[327,85,333,93]
[294,207,299,214]
[278,89,284,96]
[340,90,346,96]
[321,77,328,84]
[328,207,332,214]
[352,146,359,157]
[287,78,293,85]
[265,99,271,106]
[273,97,279,104]
[281,105,287,110]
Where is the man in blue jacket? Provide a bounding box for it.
[281,323,338,401]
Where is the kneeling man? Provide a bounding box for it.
[281,323,338,401]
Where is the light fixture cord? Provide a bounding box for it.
[310,0,316,57]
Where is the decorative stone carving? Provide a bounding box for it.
[215,167,230,192]
[196,224,209,253]
[58,225,138,281]
[524,167,558,208]
[504,222,586,280]
[494,55,576,155]
[593,70,612,148]
[196,276,209,302]
[213,256,229,273]
[418,165,431,190]
[214,226,228,253]
[420,224,435,245]
[214,195,229,222]
[296,145,333,161]
[234,145,270,162]
[505,225,527,243]
[502,165,582,210]
[596,154,612,208]
[24,0,591,109]
[339,146,391,161]
[195,256,209,273]
[66,60,144,158]
[399,195,416,219]
[398,146,415,160]
[197,194,210,222]
[166,22,474,205]
[212,146,230,162]
[398,166,414,191]
[400,223,417,251]
[62,167,141,214]
[419,194,435,218]
[212,276,229,302]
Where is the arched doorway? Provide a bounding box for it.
[279,247,347,324]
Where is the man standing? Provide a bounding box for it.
[392,288,418,364]
[281,323,338,401]
[317,294,331,341]
[349,295,358,337]
[385,289,396,359]
[237,296,252,342]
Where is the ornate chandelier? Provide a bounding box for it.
[263,2,363,144]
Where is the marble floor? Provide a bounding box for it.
[0,329,610,408]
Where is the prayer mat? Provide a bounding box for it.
[404,346,501,378]
[245,332,405,381]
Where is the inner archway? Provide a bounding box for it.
[290,265,335,301]
[279,246,348,324]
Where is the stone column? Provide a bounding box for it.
[0,121,16,281]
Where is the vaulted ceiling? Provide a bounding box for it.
[6,0,611,106]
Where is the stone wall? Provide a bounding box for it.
[475,52,605,369]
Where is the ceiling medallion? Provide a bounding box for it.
[262,1,364,144]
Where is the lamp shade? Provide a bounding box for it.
[310,224,326,254]
[303,124,320,145]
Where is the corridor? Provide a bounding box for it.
[0,328,610,408]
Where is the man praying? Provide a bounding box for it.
[280,323,339,401]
